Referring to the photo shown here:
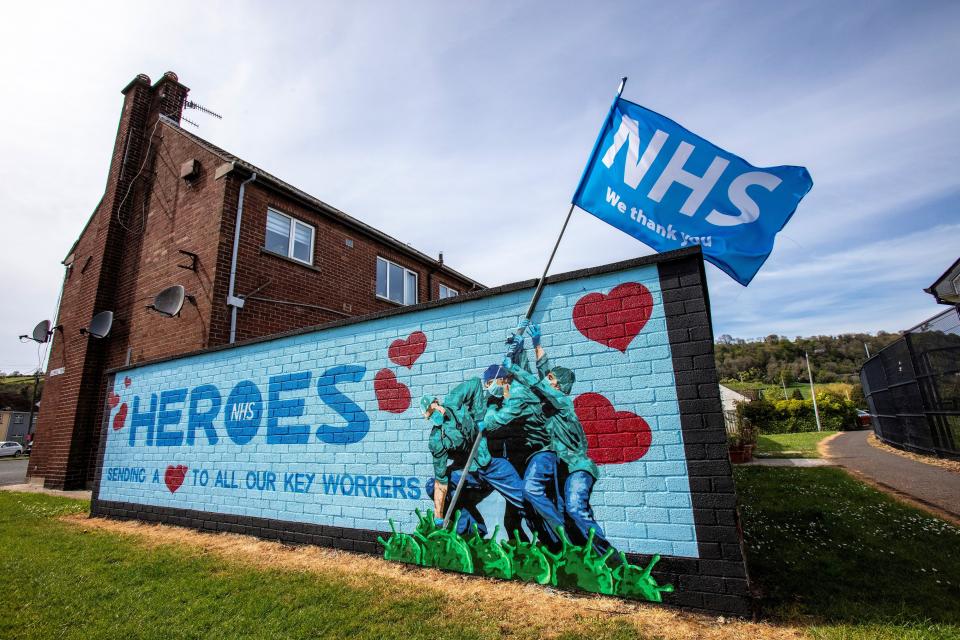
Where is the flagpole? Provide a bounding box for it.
[441,77,628,529]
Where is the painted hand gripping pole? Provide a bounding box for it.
[92,248,751,616]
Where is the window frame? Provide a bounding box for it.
[438,284,459,299]
[265,208,316,266]
[376,257,419,306]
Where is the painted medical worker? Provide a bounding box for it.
[421,394,527,536]
[507,322,612,558]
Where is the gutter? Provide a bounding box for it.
[228,172,258,343]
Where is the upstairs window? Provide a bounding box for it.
[439,284,458,299]
[265,209,314,265]
[376,257,418,305]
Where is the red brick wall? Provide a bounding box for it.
[210,176,479,345]
[30,71,480,489]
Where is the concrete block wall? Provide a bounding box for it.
[91,248,751,616]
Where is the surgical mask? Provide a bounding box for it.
[429,410,445,426]
[485,382,504,399]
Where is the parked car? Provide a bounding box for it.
[856,410,873,429]
[0,442,23,457]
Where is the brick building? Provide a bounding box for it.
[28,71,482,490]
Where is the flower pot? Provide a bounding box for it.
[728,443,753,464]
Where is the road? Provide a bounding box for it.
[0,458,28,486]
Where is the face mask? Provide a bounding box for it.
[485,382,504,399]
[430,410,445,426]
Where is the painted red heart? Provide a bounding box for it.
[108,392,120,409]
[388,331,427,369]
[374,368,411,413]
[572,282,653,353]
[574,393,651,465]
[164,465,188,493]
[112,403,128,431]
[124,377,132,388]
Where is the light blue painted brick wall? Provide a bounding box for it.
[97,263,699,557]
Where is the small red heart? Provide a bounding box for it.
[112,403,128,431]
[574,393,651,465]
[108,392,120,409]
[373,368,411,413]
[572,282,653,353]
[388,331,427,369]
[164,465,188,493]
[124,377,132,388]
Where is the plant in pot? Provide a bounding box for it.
[728,416,757,464]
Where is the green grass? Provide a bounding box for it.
[0,493,641,640]
[736,466,960,639]
[3,471,959,639]
[754,431,837,458]
[724,381,815,399]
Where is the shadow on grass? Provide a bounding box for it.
[735,467,960,633]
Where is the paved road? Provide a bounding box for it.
[825,430,960,520]
[0,458,28,486]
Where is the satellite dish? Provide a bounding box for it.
[148,285,186,318]
[82,311,114,339]
[30,320,51,343]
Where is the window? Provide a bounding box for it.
[265,209,315,265]
[376,257,418,305]
[13,415,22,424]
[439,284,458,299]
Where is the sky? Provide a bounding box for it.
[0,0,958,374]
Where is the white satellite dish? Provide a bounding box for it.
[82,311,114,339]
[148,285,186,318]
[31,320,51,343]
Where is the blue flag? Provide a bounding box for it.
[572,98,812,286]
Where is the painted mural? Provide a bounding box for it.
[98,262,696,601]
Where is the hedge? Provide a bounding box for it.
[737,392,858,434]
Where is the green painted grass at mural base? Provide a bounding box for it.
[754,431,837,458]
[736,466,960,639]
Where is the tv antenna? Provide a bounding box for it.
[184,99,222,121]
[80,311,114,339]
[147,285,191,318]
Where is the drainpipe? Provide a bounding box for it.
[227,172,257,343]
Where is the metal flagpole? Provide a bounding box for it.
[441,77,628,528]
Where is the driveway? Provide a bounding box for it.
[825,430,960,521]
[0,458,28,486]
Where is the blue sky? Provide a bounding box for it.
[0,1,958,373]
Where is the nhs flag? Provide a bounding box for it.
[572,98,812,286]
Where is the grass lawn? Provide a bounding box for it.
[736,466,960,639]
[0,492,647,640]
[2,468,959,639]
[754,431,838,458]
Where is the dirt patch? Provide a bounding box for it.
[815,432,841,459]
[867,433,960,475]
[63,514,803,640]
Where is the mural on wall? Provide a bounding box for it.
[97,261,697,602]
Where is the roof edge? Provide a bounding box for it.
[159,117,485,289]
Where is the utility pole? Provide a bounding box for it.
[805,351,822,432]
[26,370,40,443]
[864,342,871,358]
[780,372,788,400]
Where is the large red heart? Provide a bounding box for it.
[572,282,653,353]
[574,393,651,465]
[388,331,427,369]
[374,368,411,413]
[112,403,128,431]
[164,465,188,493]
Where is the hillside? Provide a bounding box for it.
[714,332,900,385]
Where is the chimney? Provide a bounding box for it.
[151,71,189,124]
